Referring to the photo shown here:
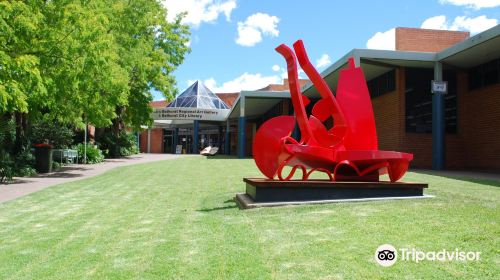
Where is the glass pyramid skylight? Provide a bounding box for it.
[167,81,229,109]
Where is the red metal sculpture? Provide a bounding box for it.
[253,40,413,182]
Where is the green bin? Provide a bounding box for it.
[35,147,53,173]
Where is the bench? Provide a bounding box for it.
[52,149,78,164]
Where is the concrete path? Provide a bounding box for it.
[0,153,196,203]
[414,169,500,183]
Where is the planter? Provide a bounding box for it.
[35,147,53,173]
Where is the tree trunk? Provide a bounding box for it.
[0,113,13,151]
[14,112,24,155]
[112,106,124,137]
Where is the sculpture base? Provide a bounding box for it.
[236,178,430,209]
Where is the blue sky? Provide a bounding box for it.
[157,0,500,99]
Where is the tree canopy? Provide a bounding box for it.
[0,0,190,129]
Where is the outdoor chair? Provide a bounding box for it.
[200,146,219,156]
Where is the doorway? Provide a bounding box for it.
[178,128,193,154]
[163,129,174,153]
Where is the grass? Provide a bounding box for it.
[0,156,498,279]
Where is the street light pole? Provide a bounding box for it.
[84,116,87,164]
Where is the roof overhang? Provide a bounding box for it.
[302,49,436,98]
[228,90,291,119]
[152,119,223,128]
[436,24,500,68]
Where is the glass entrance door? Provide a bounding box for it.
[178,128,192,154]
[199,127,220,149]
[163,129,173,153]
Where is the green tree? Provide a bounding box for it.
[107,0,190,131]
[0,1,46,114]
[1,0,190,154]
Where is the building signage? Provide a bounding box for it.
[431,80,448,94]
[152,108,230,121]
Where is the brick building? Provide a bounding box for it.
[145,25,500,171]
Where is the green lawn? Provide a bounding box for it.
[0,156,498,279]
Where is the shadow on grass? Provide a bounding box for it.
[413,170,500,188]
[34,167,87,178]
[197,198,238,212]
[197,205,238,212]
[205,155,238,160]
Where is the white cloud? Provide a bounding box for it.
[162,0,237,28]
[366,28,395,50]
[421,15,498,34]
[269,65,305,79]
[236,13,280,47]
[452,15,498,33]
[421,15,449,30]
[315,54,331,69]
[439,0,500,9]
[189,73,281,93]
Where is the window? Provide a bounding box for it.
[468,66,482,90]
[405,68,457,134]
[468,58,500,90]
[483,60,499,86]
[443,71,458,134]
[368,69,396,99]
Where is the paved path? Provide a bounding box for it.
[0,154,196,203]
[414,169,500,183]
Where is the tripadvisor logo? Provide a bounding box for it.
[375,244,397,267]
[375,244,481,267]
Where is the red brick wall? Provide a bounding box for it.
[372,68,404,152]
[395,27,469,52]
[371,68,437,168]
[139,129,163,153]
[372,67,500,171]
[458,74,500,170]
[149,128,163,153]
[398,67,433,168]
[445,71,467,169]
[139,131,148,152]
[400,71,500,171]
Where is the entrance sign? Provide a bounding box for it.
[431,80,448,94]
[153,108,230,121]
[175,145,183,154]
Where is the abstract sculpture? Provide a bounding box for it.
[253,40,413,182]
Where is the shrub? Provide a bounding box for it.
[0,151,14,183]
[52,161,62,171]
[0,118,16,183]
[75,143,104,164]
[98,131,139,158]
[32,119,75,148]
[0,117,15,152]
[13,147,37,177]
[15,166,37,177]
